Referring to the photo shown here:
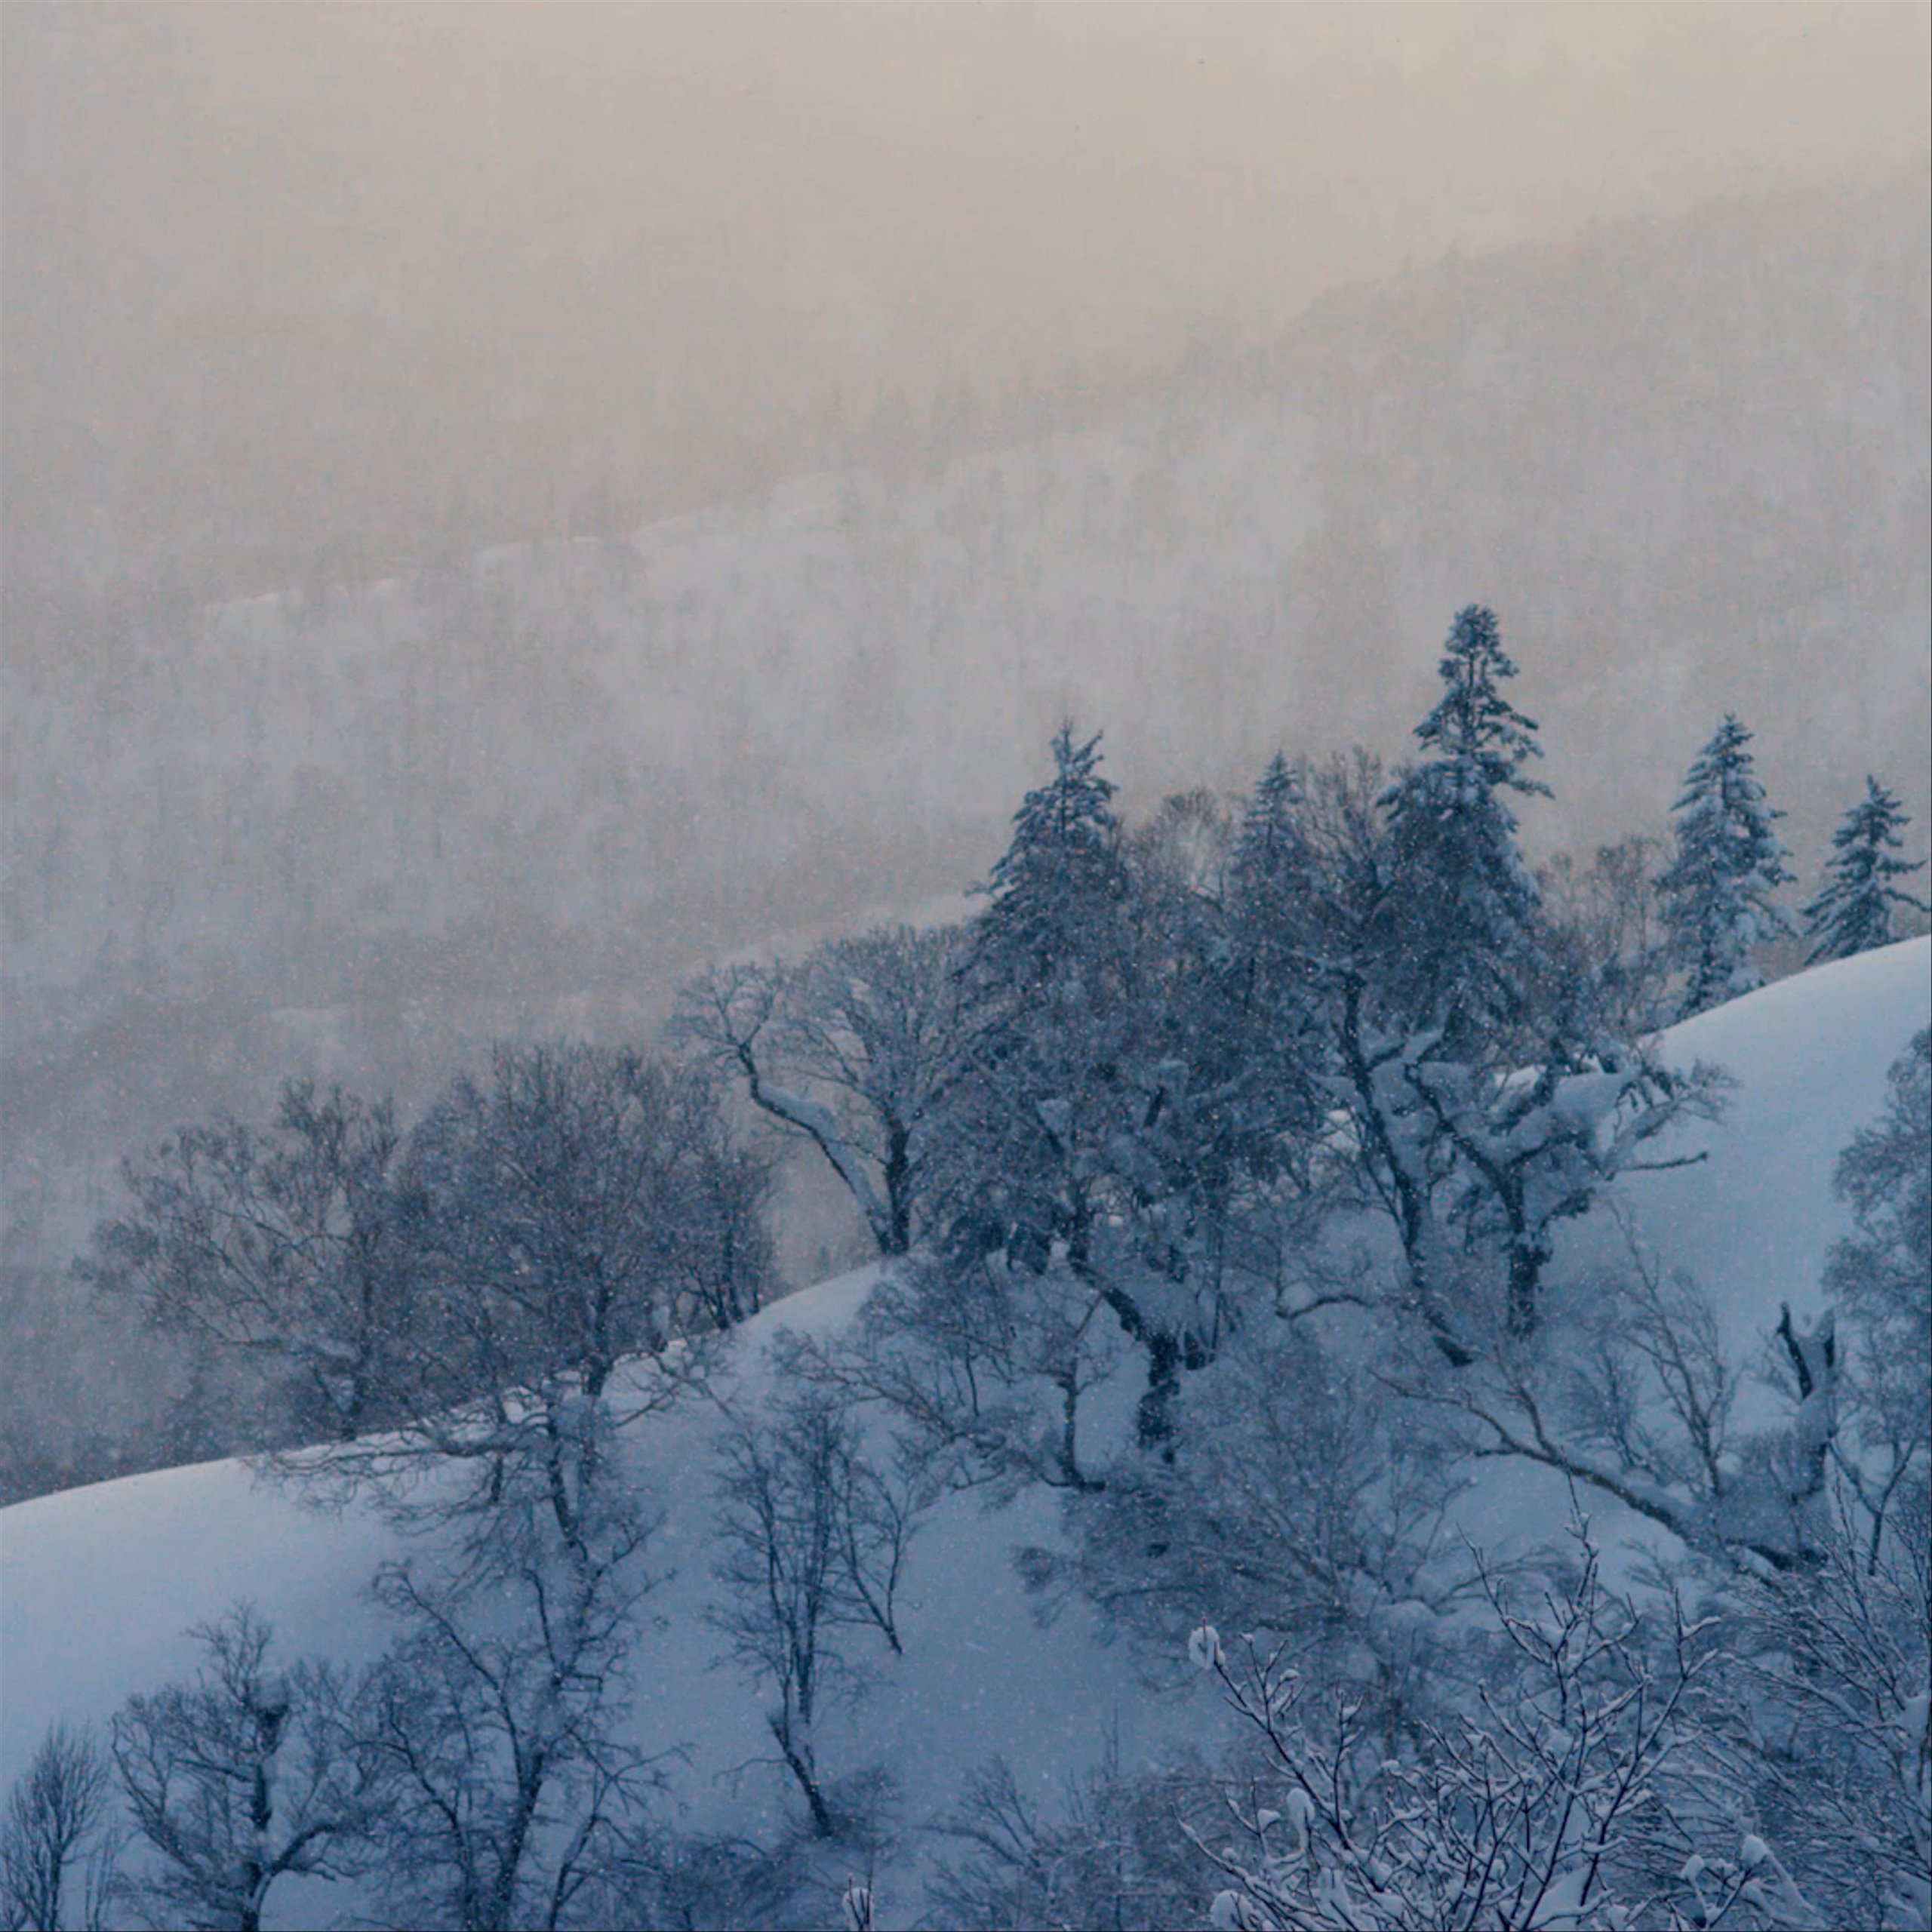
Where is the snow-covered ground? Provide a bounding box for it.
[1452,937,1929,1569]
[2,940,1926,1917]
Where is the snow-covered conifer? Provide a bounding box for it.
[954,728,1279,1447]
[1229,752,1303,906]
[1656,713,1795,1017]
[1314,617,1717,1349]
[973,720,1128,995]
[1413,603,1546,780]
[1803,777,1928,964]
[1374,605,1549,1038]
[1226,752,1319,1004]
[950,722,1136,1275]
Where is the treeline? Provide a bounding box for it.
[6,602,1927,1500]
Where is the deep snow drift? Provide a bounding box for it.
[2,939,1926,1907]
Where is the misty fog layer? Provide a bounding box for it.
[6,167,1930,1258]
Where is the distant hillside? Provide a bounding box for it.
[2,171,1926,1272]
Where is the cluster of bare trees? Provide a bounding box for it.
[27,1015,961,1925]
[85,1046,774,1466]
[30,1041,794,1926]
[4,1588,650,1932]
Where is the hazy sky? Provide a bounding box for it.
[5,4,1928,593]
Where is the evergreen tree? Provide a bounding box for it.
[1220,751,1327,1143]
[1226,752,1312,1000]
[960,727,1247,1446]
[1803,777,1928,963]
[1413,604,1546,783]
[1229,752,1303,903]
[973,721,1128,995]
[1373,605,1549,1037]
[957,724,1133,1266]
[952,723,1133,1272]
[1657,714,1795,1017]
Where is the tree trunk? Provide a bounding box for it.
[1136,1330,1181,1452]
[772,1718,836,1838]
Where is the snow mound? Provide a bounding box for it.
[1637,936,1928,1356]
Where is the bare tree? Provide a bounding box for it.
[1323,957,1725,1352]
[1182,1520,1768,1932]
[930,1750,1209,1932]
[675,925,971,1257]
[0,1725,115,1932]
[112,1606,371,1932]
[1823,1028,1930,1559]
[798,1248,1123,1500]
[669,1115,777,1334]
[1716,1480,1931,1932]
[84,1081,417,1441]
[584,1823,820,1932]
[1539,834,1672,1037]
[708,1385,932,1837]
[352,1521,662,1932]
[1696,1031,1932,1929]
[1057,1320,1479,1732]
[408,1043,764,1395]
[1417,1232,1843,1576]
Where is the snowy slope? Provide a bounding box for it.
[1629,937,1931,1367]
[1454,937,1929,1565]
[2,940,1927,1914]
[0,1271,1206,1880]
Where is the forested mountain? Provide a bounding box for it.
[6,14,1927,1920]
[5,574,1927,1921]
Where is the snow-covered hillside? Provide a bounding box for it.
[3,940,1927,1923]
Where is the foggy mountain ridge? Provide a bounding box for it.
[6,171,1926,978]
[10,5,1925,618]
[2,171,1927,1294]
[5,14,1930,1904]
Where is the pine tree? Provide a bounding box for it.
[1220,749,1329,1111]
[961,725,1221,1444]
[1413,604,1546,785]
[974,721,1128,993]
[948,724,1133,1269]
[1802,777,1928,963]
[1656,713,1795,1017]
[1226,752,1312,985]
[1374,605,1549,1037]
[1230,752,1303,900]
